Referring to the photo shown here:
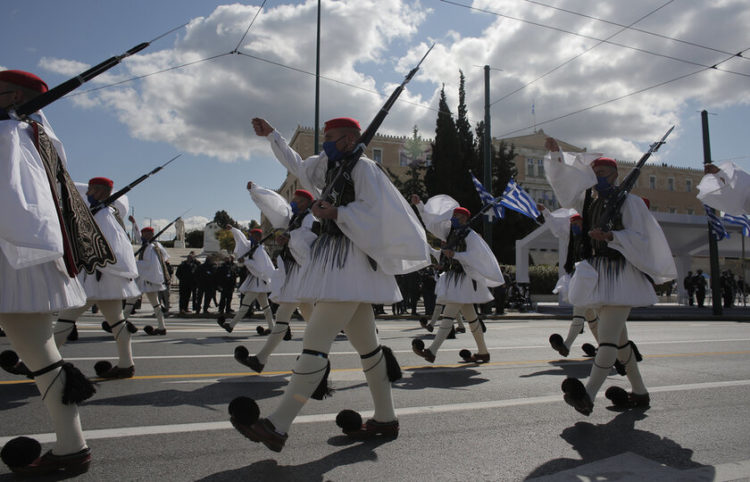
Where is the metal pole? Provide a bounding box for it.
[743,234,746,307]
[483,65,493,247]
[702,110,722,315]
[313,0,321,155]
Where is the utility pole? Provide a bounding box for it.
[702,109,722,315]
[313,0,321,154]
[483,65,493,247]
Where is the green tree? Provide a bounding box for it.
[387,125,428,200]
[185,229,204,248]
[213,210,239,229]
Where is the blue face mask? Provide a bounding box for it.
[322,136,346,162]
[595,176,613,194]
[450,217,461,229]
[571,224,582,236]
[290,201,299,215]
[87,195,98,206]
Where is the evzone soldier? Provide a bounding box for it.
[51,178,141,379]
[227,117,429,452]
[124,217,170,335]
[412,195,466,336]
[539,207,601,359]
[0,70,106,475]
[544,137,676,415]
[219,225,275,335]
[411,195,504,363]
[234,182,316,372]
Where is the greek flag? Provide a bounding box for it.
[470,172,503,221]
[500,178,541,220]
[704,204,729,240]
[722,213,750,237]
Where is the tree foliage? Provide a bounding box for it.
[185,229,204,248]
[213,210,239,229]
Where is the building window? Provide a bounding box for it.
[399,151,408,166]
[527,159,535,177]
[687,208,694,215]
[649,175,656,190]
[686,179,692,192]
[373,148,383,164]
[667,178,674,191]
[537,159,545,178]
[669,207,677,213]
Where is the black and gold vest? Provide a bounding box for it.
[31,120,115,276]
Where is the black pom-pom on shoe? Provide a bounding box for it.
[581,343,597,357]
[561,377,593,416]
[459,349,472,362]
[1,436,42,470]
[336,409,363,433]
[94,361,112,377]
[549,333,569,357]
[228,396,260,426]
[143,325,156,336]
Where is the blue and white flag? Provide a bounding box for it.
[500,178,541,220]
[470,172,503,222]
[704,204,729,241]
[722,213,750,237]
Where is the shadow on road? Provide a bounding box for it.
[0,382,39,410]
[84,376,287,410]
[195,438,391,482]
[525,410,713,480]
[519,359,593,379]
[396,367,488,391]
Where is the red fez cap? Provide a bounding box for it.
[0,70,48,93]
[294,189,313,201]
[453,207,471,218]
[324,117,360,132]
[88,177,114,189]
[250,228,263,235]
[641,197,651,209]
[591,157,617,169]
[141,227,155,234]
[570,214,582,222]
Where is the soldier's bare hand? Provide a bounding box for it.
[251,118,273,137]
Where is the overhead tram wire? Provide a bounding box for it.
[497,46,750,138]
[490,0,674,106]
[234,50,441,116]
[520,0,749,61]
[232,0,268,53]
[70,2,271,99]
[68,53,234,97]
[439,0,750,79]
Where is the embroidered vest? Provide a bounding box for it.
[31,120,115,276]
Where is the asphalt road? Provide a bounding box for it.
[2,312,750,481]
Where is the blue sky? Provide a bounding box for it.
[3,0,749,236]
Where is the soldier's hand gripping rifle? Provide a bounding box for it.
[318,44,435,206]
[91,154,181,215]
[1,23,185,120]
[595,126,675,231]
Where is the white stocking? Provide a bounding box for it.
[584,305,630,401]
[0,314,87,455]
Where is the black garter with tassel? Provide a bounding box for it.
[33,360,96,405]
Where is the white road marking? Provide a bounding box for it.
[3,378,749,445]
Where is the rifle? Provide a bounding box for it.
[237,230,275,261]
[91,154,181,215]
[2,24,185,120]
[134,212,188,258]
[595,126,675,231]
[319,44,434,204]
[438,194,504,269]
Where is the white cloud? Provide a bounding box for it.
[35,0,750,165]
